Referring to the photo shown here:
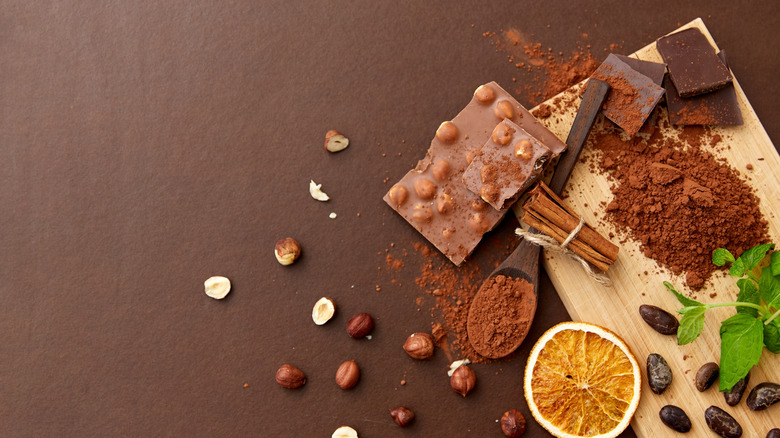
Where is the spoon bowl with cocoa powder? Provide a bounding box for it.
[467,78,609,359]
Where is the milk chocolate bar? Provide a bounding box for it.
[664,50,742,126]
[383,82,566,265]
[656,27,732,97]
[591,54,665,136]
[462,120,552,211]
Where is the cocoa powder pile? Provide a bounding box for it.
[589,118,770,288]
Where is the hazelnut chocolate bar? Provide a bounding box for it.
[462,120,552,211]
[664,50,742,126]
[656,27,732,97]
[384,81,566,265]
[591,54,665,137]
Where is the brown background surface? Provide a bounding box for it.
[1,1,778,437]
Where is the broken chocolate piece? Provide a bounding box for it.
[615,54,666,86]
[614,54,666,134]
[591,54,665,136]
[664,51,743,126]
[656,27,732,97]
[383,82,566,265]
[462,120,552,211]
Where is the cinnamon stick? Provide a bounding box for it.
[521,181,619,270]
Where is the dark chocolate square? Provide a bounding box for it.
[656,27,732,97]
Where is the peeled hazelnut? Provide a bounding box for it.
[514,139,533,160]
[412,204,433,223]
[450,365,476,396]
[275,364,306,389]
[274,237,302,265]
[403,333,435,359]
[335,360,360,390]
[480,164,497,184]
[387,185,408,206]
[324,130,350,153]
[474,84,495,104]
[312,297,336,325]
[480,184,499,203]
[346,313,374,338]
[332,426,358,438]
[204,276,231,299]
[494,100,514,120]
[414,178,437,199]
[465,149,479,165]
[309,180,330,201]
[500,409,527,437]
[469,213,490,233]
[442,227,455,239]
[471,198,488,211]
[436,193,454,214]
[491,123,515,146]
[436,121,458,143]
[432,160,451,181]
[390,406,415,427]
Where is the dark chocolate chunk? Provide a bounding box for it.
[664,50,743,126]
[656,27,732,97]
[614,54,666,86]
[591,54,665,136]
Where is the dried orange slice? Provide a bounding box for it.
[524,322,641,438]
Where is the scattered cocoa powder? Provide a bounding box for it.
[589,114,769,288]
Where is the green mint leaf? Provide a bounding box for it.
[729,257,746,277]
[664,281,702,307]
[677,306,706,345]
[718,313,764,391]
[712,248,735,266]
[759,266,780,310]
[736,278,760,317]
[771,251,780,277]
[737,243,775,271]
[764,318,780,354]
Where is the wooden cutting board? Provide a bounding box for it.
[524,19,780,437]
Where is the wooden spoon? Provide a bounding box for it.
[467,78,610,359]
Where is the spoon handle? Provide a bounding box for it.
[547,78,610,196]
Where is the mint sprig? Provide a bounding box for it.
[666,243,779,392]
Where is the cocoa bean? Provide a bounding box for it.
[695,362,719,392]
[704,405,742,438]
[724,372,750,406]
[646,353,672,394]
[659,405,691,433]
[639,304,679,335]
[746,382,780,411]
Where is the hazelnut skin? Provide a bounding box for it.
[390,406,415,427]
[500,409,527,437]
[450,365,476,397]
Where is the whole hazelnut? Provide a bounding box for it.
[390,406,415,427]
[442,227,455,239]
[346,313,374,338]
[411,205,433,224]
[324,130,350,153]
[403,333,435,359]
[432,160,451,181]
[450,365,476,397]
[414,178,437,199]
[436,193,454,214]
[514,139,533,160]
[469,213,490,233]
[474,84,495,104]
[480,184,499,203]
[465,149,479,165]
[274,237,302,266]
[387,185,408,207]
[335,360,360,390]
[500,409,527,437]
[494,100,515,120]
[275,364,306,389]
[436,121,459,143]
[491,123,515,146]
[471,198,488,211]
[480,164,497,184]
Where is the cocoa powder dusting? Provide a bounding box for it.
[590,114,769,288]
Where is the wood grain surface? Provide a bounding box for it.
[528,19,780,437]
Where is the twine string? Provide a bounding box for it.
[515,217,613,287]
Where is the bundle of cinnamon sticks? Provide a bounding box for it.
[521,182,619,271]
